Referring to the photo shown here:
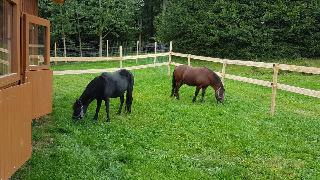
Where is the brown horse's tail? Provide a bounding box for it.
[171,70,176,97]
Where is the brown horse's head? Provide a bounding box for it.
[215,86,225,103]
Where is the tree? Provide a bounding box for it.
[156,0,320,59]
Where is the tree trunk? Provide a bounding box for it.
[139,19,142,50]
[163,0,167,12]
[99,0,103,57]
[76,9,82,57]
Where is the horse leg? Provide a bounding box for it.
[171,86,175,97]
[201,87,207,102]
[105,98,110,122]
[93,99,102,121]
[117,95,124,115]
[192,87,200,103]
[175,82,183,100]
[125,92,133,114]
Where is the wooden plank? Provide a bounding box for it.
[50,57,121,62]
[119,46,123,68]
[50,53,170,62]
[172,52,274,68]
[187,54,191,66]
[171,52,189,58]
[279,64,320,75]
[26,70,53,119]
[225,59,274,69]
[167,41,173,76]
[154,42,157,67]
[277,84,320,98]
[106,40,109,58]
[136,41,139,64]
[0,83,32,180]
[171,62,184,67]
[221,60,227,84]
[225,74,272,87]
[271,64,280,116]
[29,44,45,48]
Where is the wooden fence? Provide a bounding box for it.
[171,52,320,115]
[51,42,320,116]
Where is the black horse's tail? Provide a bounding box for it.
[119,69,134,113]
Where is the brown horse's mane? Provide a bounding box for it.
[203,67,224,89]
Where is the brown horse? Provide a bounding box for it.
[171,65,225,103]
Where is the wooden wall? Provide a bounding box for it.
[26,70,52,119]
[0,83,32,180]
[22,0,38,16]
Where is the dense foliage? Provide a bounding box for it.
[40,0,320,59]
[39,0,163,55]
[156,1,320,59]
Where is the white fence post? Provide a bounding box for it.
[54,42,57,65]
[154,42,157,67]
[107,40,109,58]
[188,54,191,66]
[221,60,227,84]
[270,63,280,116]
[136,41,139,64]
[168,41,173,76]
[120,46,123,68]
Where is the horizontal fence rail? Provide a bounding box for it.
[172,52,320,74]
[50,52,170,62]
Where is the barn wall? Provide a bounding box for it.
[22,0,38,16]
[0,83,32,180]
[26,70,53,119]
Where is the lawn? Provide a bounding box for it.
[13,59,320,179]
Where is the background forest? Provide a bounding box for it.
[40,0,320,60]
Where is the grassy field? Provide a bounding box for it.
[13,59,320,179]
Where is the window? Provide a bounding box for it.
[0,0,13,77]
[24,13,50,71]
[29,24,46,66]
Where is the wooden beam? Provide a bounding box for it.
[221,60,227,84]
[168,41,173,76]
[270,64,280,116]
[119,46,123,68]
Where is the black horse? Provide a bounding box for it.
[72,69,134,122]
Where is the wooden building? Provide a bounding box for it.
[0,0,62,179]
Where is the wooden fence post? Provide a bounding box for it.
[120,46,123,68]
[187,54,191,66]
[54,42,57,65]
[106,40,109,58]
[221,60,227,84]
[136,41,139,64]
[154,42,157,67]
[168,41,173,76]
[270,63,280,116]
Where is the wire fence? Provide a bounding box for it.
[50,41,170,57]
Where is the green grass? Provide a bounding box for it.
[13,60,320,179]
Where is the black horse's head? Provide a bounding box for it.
[72,99,84,120]
[215,86,225,103]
